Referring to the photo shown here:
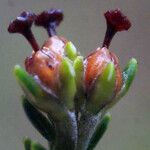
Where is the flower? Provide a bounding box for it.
[8,8,138,150]
[25,36,67,95]
[8,9,137,115]
[84,9,137,114]
[8,9,77,112]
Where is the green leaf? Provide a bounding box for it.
[23,137,31,150]
[14,65,65,116]
[59,58,76,110]
[23,138,46,150]
[22,96,55,141]
[118,58,138,98]
[87,113,111,150]
[31,142,46,150]
[65,41,77,61]
[104,58,138,110]
[14,65,46,100]
[86,63,116,114]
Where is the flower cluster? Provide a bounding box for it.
[8,9,137,150]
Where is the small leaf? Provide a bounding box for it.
[104,58,138,110]
[23,137,31,150]
[118,58,138,98]
[14,65,46,100]
[86,63,116,114]
[59,58,76,110]
[22,96,55,141]
[14,65,65,117]
[87,113,111,150]
[65,41,77,61]
[31,142,46,150]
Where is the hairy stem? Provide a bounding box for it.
[49,111,78,150]
[76,112,102,150]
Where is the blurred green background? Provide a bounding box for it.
[0,0,149,149]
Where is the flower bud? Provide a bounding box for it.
[84,46,123,114]
[84,47,122,95]
[86,62,116,114]
[25,36,67,96]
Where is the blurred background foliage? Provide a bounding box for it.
[0,0,149,149]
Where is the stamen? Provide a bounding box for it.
[34,9,63,37]
[8,11,39,52]
[102,9,131,48]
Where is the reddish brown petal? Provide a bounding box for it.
[84,47,122,96]
[110,52,122,94]
[84,47,112,90]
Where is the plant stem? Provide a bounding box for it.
[49,111,78,150]
[76,112,102,150]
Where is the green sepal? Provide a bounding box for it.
[73,56,84,89]
[86,63,116,114]
[31,142,46,150]
[118,58,138,98]
[104,58,138,110]
[65,41,77,61]
[14,65,47,101]
[22,96,55,141]
[23,137,31,150]
[73,56,85,113]
[14,65,65,116]
[87,113,111,150]
[59,58,76,110]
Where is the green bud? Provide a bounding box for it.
[65,41,77,61]
[22,96,55,141]
[86,63,116,114]
[31,142,46,150]
[59,58,76,110]
[87,113,111,150]
[23,137,31,150]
